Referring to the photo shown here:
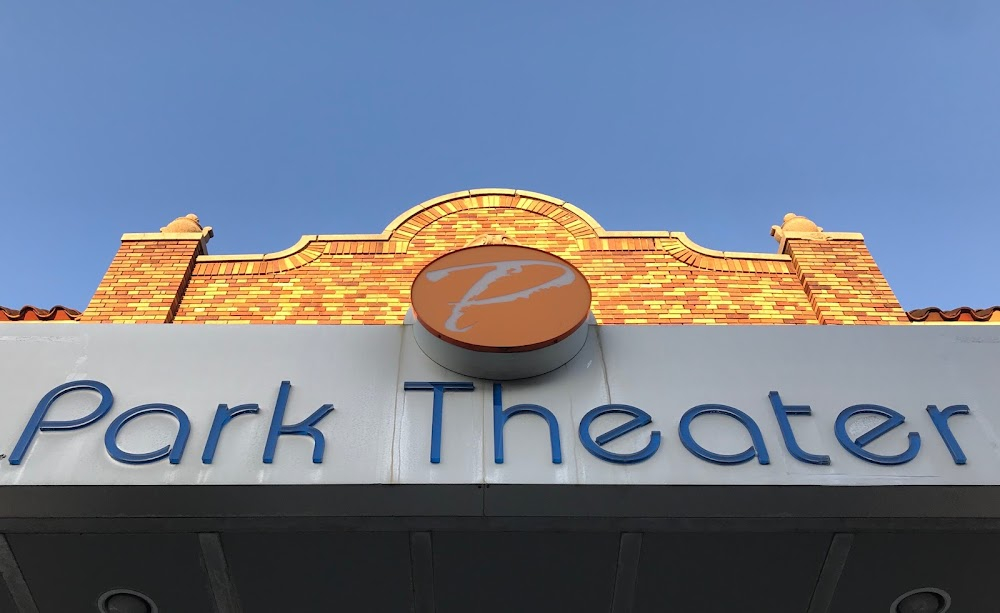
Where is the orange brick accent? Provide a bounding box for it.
[80,237,205,323]
[783,237,908,325]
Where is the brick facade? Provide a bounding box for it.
[783,236,908,325]
[79,234,208,323]
[70,189,906,325]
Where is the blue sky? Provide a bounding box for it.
[2,2,998,311]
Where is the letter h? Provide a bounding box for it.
[493,383,562,464]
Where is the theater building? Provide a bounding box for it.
[0,189,997,613]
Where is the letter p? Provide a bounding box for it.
[9,380,114,465]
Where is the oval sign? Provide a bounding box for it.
[411,245,592,353]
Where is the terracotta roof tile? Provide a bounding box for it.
[0,305,81,322]
[907,306,1000,323]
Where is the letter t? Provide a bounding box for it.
[403,381,475,463]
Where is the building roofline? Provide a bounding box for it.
[195,189,791,266]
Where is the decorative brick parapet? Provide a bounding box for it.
[168,193,818,325]
[73,193,909,327]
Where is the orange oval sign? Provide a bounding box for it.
[411,245,592,353]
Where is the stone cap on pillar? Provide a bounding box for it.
[770,213,863,254]
[120,213,214,253]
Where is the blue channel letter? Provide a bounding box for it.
[9,380,114,465]
[104,403,191,464]
[493,383,562,464]
[202,403,260,464]
[768,391,830,465]
[679,404,770,465]
[926,404,971,465]
[578,404,661,464]
[835,404,920,465]
[262,381,335,464]
[403,382,475,464]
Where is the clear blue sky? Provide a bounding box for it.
[2,2,998,311]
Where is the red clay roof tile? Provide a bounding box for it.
[0,306,81,322]
[907,306,1000,322]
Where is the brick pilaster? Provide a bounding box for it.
[780,233,908,325]
[80,230,211,323]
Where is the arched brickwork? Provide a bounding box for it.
[384,189,603,245]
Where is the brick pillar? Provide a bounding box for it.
[80,218,212,324]
[773,216,907,325]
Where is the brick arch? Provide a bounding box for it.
[384,189,605,244]
[407,207,581,259]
